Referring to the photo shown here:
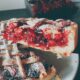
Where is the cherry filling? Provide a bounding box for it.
[3,21,69,49]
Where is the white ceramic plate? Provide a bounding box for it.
[35,51,79,80]
[53,53,79,80]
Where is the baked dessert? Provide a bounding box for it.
[2,18,78,57]
[0,44,58,80]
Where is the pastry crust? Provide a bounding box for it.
[71,23,78,49]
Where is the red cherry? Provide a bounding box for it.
[3,33,8,39]
[48,40,56,46]
[14,28,23,34]
[44,34,51,40]
[8,22,16,30]
[56,31,69,46]
[54,33,63,41]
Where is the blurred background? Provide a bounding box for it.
[0,0,80,22]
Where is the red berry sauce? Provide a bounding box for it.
[3,19,70,49]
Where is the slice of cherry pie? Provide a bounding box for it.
[2,18,78,57]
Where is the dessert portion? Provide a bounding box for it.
[0,47,57,80]
[2,18,78,57]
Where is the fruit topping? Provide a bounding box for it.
[3,19,71,49]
